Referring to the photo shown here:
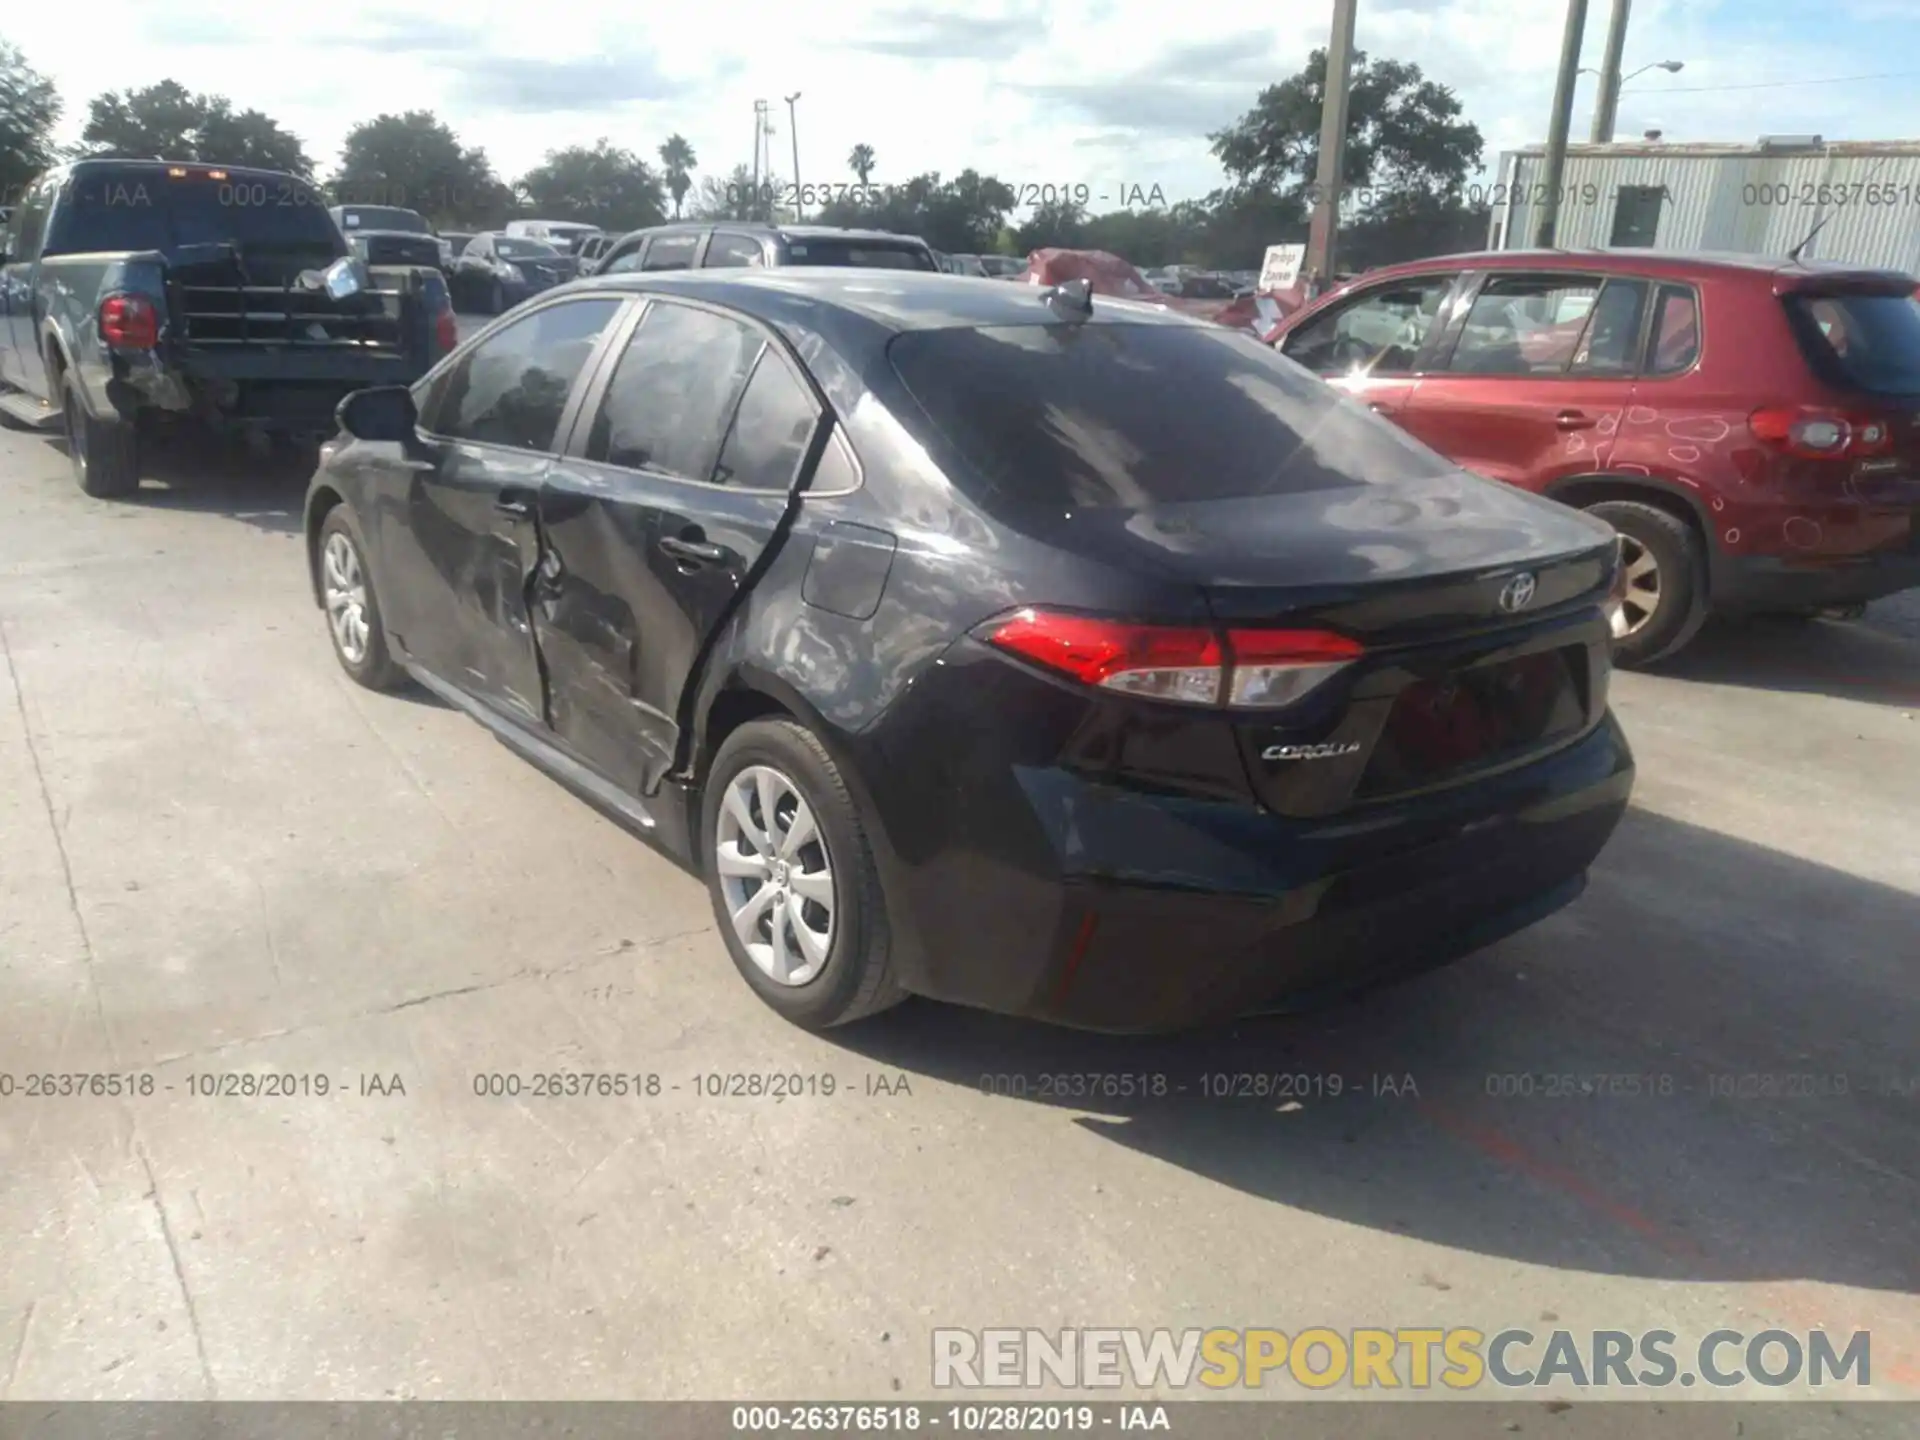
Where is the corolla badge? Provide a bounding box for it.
[1262,741,1363,762]
[1498,571,1538,612]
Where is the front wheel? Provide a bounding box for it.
[1586,499,1707,668]
[317,507,405,691]
[701,718,904,1030]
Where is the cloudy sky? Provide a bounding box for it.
[7,0,1919,208]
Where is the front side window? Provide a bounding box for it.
[602,243,645,274]
[584,301,763,477]
[1283,275,1456,376]
[1446,274,1604,376]
[425,298,623,451]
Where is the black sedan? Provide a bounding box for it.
[450,232,578,313]
[303,270,1635,1033]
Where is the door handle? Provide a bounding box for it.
[494,492,534,518]
[659,534,727,565]
[1555,410,1598,430]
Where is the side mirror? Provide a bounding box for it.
[322,256,372,301]
[336,385,420,444]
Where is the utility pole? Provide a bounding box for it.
[1534,0,1590,247]
[750,100,767,216]
[1304,0,1360,289]
[785,92,803,221]
[1590,0,1631,143]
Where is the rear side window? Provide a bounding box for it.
[1446,275,1602,375]
[1646,285,1700,375]
[1786,292,1920,397]
[711,353,819,490]
[706,232,765,268]
[1568,278,1649,376]
[889,322,1454,511]
[585,301,763,477]
[47,172,339,255]
[426,298,623,451]
[642,233,700,271]
[784,239,935,270]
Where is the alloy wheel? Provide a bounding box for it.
[322,530,371,665]
[1610,535,1661,640]
[713,764,836,986]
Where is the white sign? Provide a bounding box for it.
[1259,243,1305,292]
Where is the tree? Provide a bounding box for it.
[81,79,311,174]
[689,163,779,223]
[332,110,505,226]
[847,143,875,186]
[1209,49,1482,212]
[1,38,61,201]
[658,133,696,219]
[515,139,667,232]
[816,169,1015,254]
[1013,197,1088,254]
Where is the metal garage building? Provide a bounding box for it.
[1486,138,1920,275]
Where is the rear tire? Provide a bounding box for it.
[701,718,904,1031]
[1585,499,1707,668]
[62,375,140,498]
[317,507,405,691]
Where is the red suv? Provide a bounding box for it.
[1269,249,1920,664]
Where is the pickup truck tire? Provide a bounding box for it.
[317,507,406,691]
[62,376,140,499]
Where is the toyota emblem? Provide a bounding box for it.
[1498,572,1538,612]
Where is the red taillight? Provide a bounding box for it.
[99,292,158,349]
[1748,404,1893,460]
[434,298,458,353]
[977,608,1362,709]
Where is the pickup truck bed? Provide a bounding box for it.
[0,159,453,496]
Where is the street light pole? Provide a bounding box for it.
[1535,0,1590,248]
[1303,0,1359,290]
[785,92,803,221]
[1591,0,1631,143]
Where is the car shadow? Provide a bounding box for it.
[832,806,1920,1298]
[1654,609,1920,709]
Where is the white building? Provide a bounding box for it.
[1486,137,1920,275]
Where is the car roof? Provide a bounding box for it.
[57,157,315,185]
[569,268,1205,337]
[1362,247,1911,284]
[613,221,929,246]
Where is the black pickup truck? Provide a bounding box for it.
[0,159,456,497]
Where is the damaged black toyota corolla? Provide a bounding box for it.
[303,270,1635,1033]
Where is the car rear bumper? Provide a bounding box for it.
[1712,544,1920,612]
[871,714,1634,1033]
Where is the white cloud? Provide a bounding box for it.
[5,0,1916,210]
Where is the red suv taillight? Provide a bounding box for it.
[434,297,458,353]
[1748,404,1894,460]
[977,608,1364,709]
[99,292,159,349]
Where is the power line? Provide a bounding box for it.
[1621,68,1920,95]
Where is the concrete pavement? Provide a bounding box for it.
[1,409,1916,1405]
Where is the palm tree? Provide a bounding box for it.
[847,143,876,187]
[658,133,697,218]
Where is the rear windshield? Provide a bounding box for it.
[785,239,936,271]
[888,322,1455,509]
[337,205,430,233]
[48,172,340,256]
[496,238,561,259]
[1786,292,1920,396]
